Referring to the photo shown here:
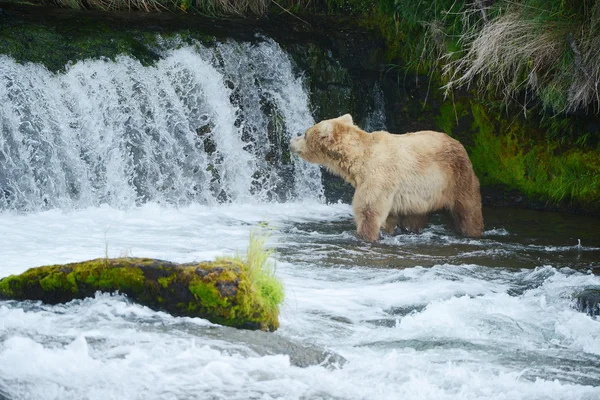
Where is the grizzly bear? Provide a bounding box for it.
[290,114,483,241]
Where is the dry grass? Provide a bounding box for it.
[196,0,270,15]
[54,0,172,12]
[443,12,563,107]
[51,0,305,14]
[442,2,600,113]
[565,23,600,112]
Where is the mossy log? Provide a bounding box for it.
[0,257,280,331]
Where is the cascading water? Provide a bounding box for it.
[363,83,387,132]
[0,37,322,212]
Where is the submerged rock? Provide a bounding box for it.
[198,325,346,368]
[574,288,600,317]
[0,256,283,331]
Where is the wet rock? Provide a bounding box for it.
[384,304,427,316]
[183,324,346,368]
[0,257,282,331]
[215,279,239,297]
[366,305,429,327]
[365,318,397,328]
[330,315,353,324]
[322,169,353,204]
[248,331,345,368]
[574,288,600,316]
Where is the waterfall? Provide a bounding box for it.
[363,83,387,132]
[0,37,323,212]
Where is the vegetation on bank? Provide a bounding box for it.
[315,0,600,211]
[1,0,599,211]
[436,99,600,211]
[11,0,598,114]
[380,0,600,211]
[0,230,284,331]
[371,0,600,211]
[367,1,600,114]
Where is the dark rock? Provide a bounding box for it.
[574,288,600,316]
[322,169,353,204]
[384,304,427,316]
[215,279,239,297]
[195,267,209,278]
[481,185,599,216]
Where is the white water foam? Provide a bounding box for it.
[1,203,600,399]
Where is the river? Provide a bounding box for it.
[1,34,600,400]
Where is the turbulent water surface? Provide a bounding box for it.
[1,35,600,400]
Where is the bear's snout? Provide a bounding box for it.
[290,136,304,154]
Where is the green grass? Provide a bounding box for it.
[224,227,284,328]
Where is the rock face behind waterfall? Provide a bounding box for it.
[0,257,283,331]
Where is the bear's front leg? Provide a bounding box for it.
[352,190,393,242]
[356,210,382,242]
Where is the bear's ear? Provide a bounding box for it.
[317,121,334,141]
[338,114,354,126]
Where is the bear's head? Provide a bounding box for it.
[290,114,354,164]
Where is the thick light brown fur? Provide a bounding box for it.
[290,114,484,242]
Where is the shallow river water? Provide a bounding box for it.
[1,203,599,400]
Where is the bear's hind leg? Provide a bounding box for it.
[383,214,399,234]
[399,214,429,233]
[450,201,483,238]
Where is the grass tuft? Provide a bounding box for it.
[217,226,284,330]
[242,227,284,321]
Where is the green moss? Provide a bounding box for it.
[97,266,145,293]
[40,272,77,293]
[157,275,175,288]
[189,282,229,308]
[0,233,284,331]
[469,101,600,210]
[0,16,162,72]
[435,101,467,137]
[57,259,145,295]
[0,275,21,298]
